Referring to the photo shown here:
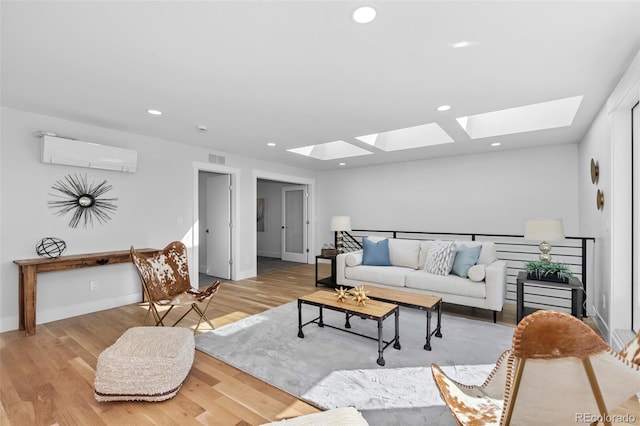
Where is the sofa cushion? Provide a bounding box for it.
[423,241,457,275]
[468,264,486,282]
[388,239,421,269]
[418,241,433,270]
[406,271,487,298]
[451,244,482,278]
[345,265,409,288]
[362,238,392,266]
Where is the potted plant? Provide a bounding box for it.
[524,261,574,283]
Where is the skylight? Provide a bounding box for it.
[456,96,583,140]
[355,122,454,152]
[287,141,372,161]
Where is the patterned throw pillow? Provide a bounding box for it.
[423,241,457,275]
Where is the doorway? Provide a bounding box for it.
[194,162,239,284]
[201,172,231,279]
[256,177,311,274]
[282,185,308,263]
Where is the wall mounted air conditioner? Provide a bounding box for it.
[41,135,138,173]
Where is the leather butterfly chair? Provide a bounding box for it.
[620,331,640,367]
[431,310,640,426]
[130,241,221,333]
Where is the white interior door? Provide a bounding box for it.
[206,174,231,279]
[282,185,307,263]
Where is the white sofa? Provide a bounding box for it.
[336,238,507,321]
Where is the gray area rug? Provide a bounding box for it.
[195,301,515,425]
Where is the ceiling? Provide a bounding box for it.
[2,1,639,171]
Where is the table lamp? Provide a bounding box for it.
[524,218,565,263]
[331,216,351,254]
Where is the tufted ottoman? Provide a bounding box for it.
[94,326,194,402]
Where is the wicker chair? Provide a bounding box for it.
[131,241,221,332]
[431,310,640,425]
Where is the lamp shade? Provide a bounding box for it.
[524,218,565,242]
[330,216,352,232]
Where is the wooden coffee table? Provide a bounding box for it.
[297,291,400,366]
[364,287,443,351]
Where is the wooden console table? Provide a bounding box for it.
[13,248,159,336]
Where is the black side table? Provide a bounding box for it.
[315,254,336,287]
[516,270,584,322]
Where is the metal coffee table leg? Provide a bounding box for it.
[377,318,385,366]
[393,308,401,350]
[424,309,432,351]
[297,299,304,338]
[435,301,443,338]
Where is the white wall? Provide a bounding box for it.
[0,107,316,332]
[579,50,639,348]
[578,105,613,333]
[316,144,580,248]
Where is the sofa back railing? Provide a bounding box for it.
[339,231,364,252]
[345,229,595,314]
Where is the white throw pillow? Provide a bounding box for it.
[477,242,497,265]
[423,241,457,275]
[345,252,362,267]
[388,239,420,269]
[468,264,486,282]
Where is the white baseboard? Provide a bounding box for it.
[236,268,255,280]
[0,316,19,333]
[612,329,636,352]
[593,309,611,344]
[0,293,143,333]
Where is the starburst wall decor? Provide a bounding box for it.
[48,174,118,228]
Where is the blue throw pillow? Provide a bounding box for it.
[451,244,482,278]
[362,238,392,266]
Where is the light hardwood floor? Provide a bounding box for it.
[1,263,638,425]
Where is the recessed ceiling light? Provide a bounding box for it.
[147,109,162,116]
[339,162,346,166]
[436,105,451,112]
[452,41,477,49]
[491,142,501,147]
[352,6,376,24]
[267,142,276,147]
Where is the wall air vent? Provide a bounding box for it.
[41,135,138,173]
